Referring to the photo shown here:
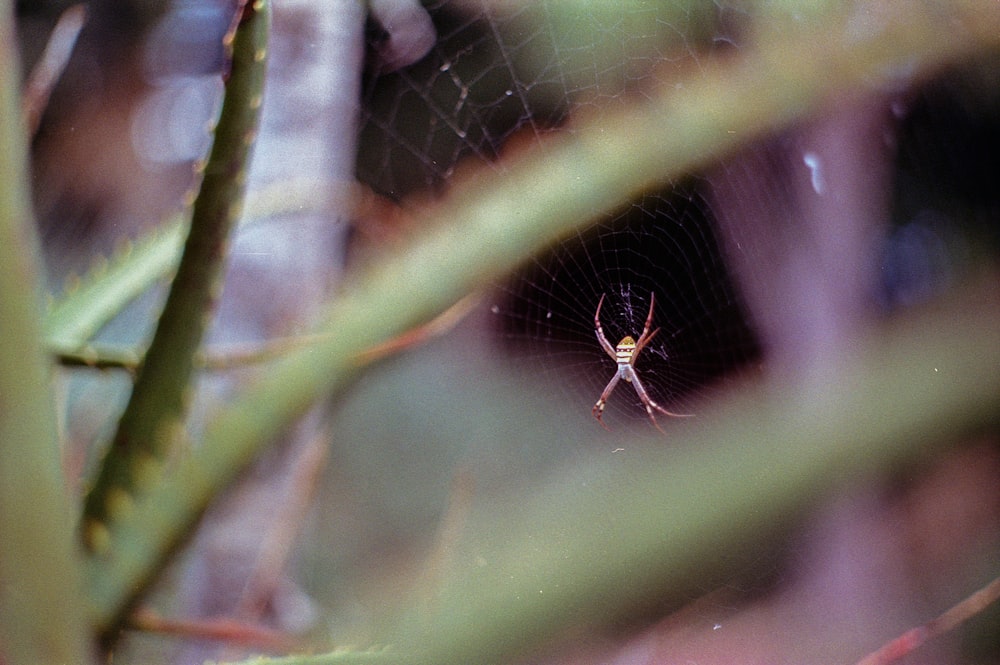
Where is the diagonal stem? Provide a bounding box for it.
[80,0,269,558]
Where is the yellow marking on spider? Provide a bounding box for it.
[592,292,692,433]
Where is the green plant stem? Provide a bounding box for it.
[0,1,91,662]
[45,218,186,348]
[380,282,1000,665]
[80,0,269,553]
[44,178,327,352]
[52,341,143,370]
[83,0,1000,643]
[207,281,1000,665]
[52,336,321,372]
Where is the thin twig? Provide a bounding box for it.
[53,341,142,371]
[235,423,332,621]
[129,607,298,652]
[414,469,476,619]
[353,293,481,365]
[22,4,86,136]
[853,575,1000,665]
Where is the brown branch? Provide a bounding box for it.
[22,4,86,136]
[853,575,1000,665]
[129,607,298,652]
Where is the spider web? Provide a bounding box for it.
[357,1,759,428]
[492,185,759,426]
[23,2,999,661]
[358,1,723,196]
[356,1,999,433]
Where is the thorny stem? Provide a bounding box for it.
[79,0,269,628]
[83,0,1000,651]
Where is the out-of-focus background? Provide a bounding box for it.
[13,0,1000,663]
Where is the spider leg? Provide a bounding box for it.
[594,293,617,360]
[626,366,692,433]
[592,371,622,430]
[632,326,660,358]
[632,292,660,357]
[641,292,657,339]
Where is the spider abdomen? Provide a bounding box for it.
[616,336,636,364]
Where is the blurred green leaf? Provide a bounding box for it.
[84,0,1000,655]
[0,0,90,661]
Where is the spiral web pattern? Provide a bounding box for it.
[493,185,759,423]
[358,1,725,196]
[357,2,759,427]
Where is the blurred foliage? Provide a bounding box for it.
[0,1,999,664]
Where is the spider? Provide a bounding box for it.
[592,292,691,432]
